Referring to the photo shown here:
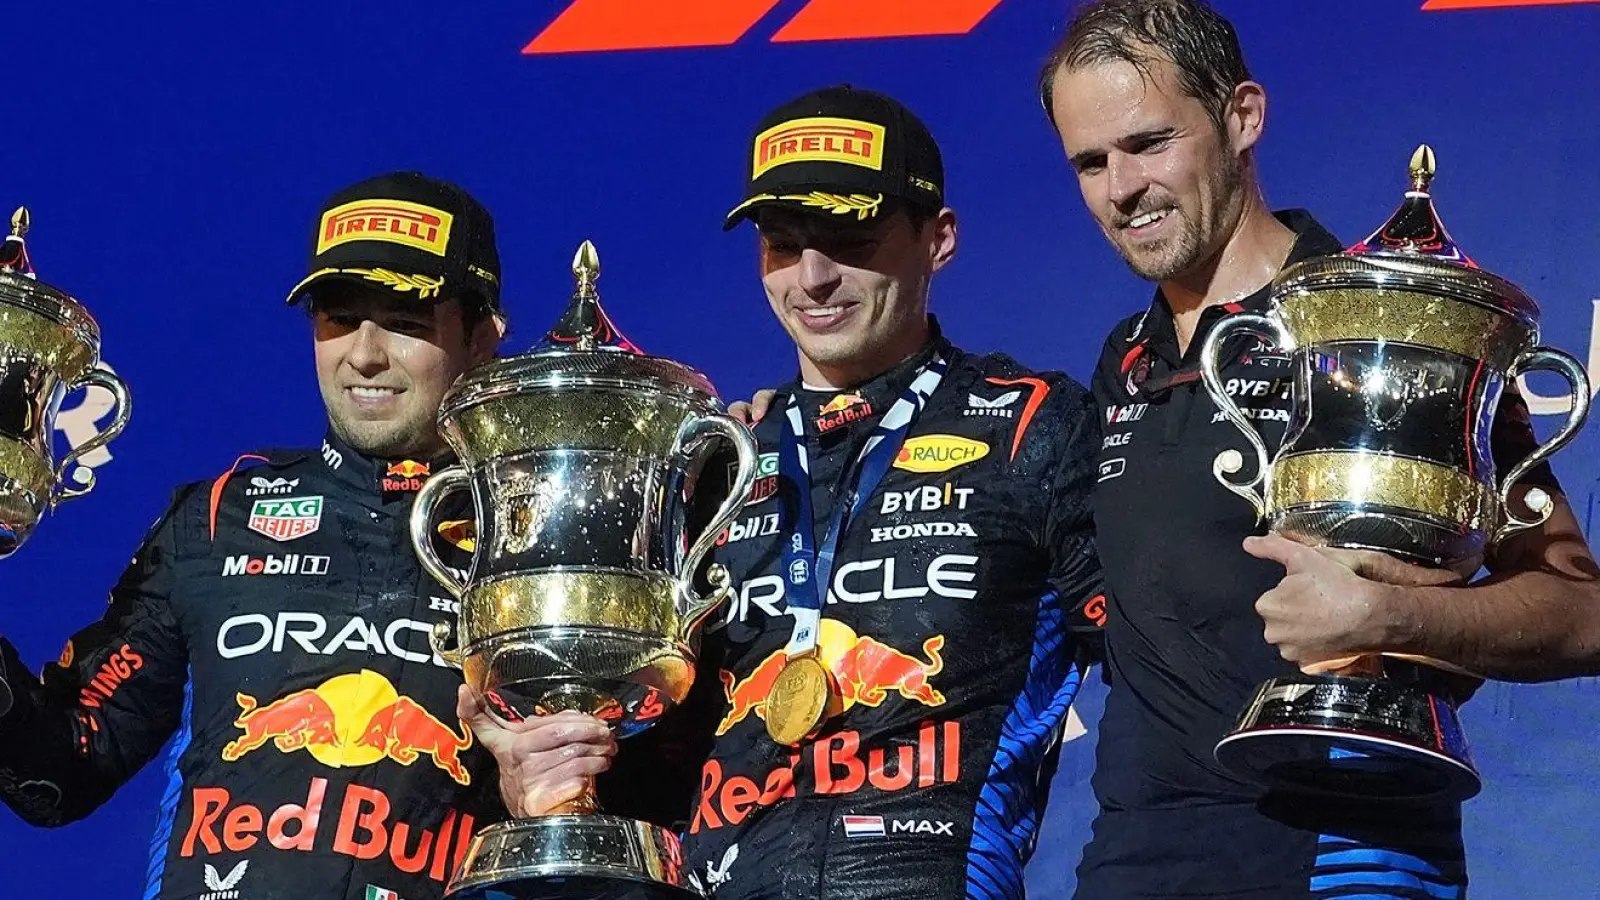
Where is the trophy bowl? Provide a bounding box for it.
[0,207,131,557]
[411,242,758,898]
[1200,148,1589,803]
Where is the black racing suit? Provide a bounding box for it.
[680,326,1105,900]
[0,431,693,899]
[0,431,504,899]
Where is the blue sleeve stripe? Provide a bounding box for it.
[963,588,1083,900]
[1311,869,1462,899]
[1315,849,1447,878]
[143,670,193,900]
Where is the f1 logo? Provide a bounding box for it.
[524,0,1600,54]
[1422,0,1598,7]
[523,0,1006,54]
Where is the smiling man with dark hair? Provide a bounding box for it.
[0,172,517,900]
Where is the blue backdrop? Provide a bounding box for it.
[6,1,1598,896]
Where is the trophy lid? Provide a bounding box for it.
[0,206,103,352]
[1275,146,1540,329]
[1346,145,1476,266]
[440,240,720,417]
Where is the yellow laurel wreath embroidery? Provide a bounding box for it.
[348,267,445,300]
[778,192,883,221]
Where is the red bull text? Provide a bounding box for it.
[691,720,961,832]
[181,778,475,884]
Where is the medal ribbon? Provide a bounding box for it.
[777,355,946,661]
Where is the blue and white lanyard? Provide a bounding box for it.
[776,356,947,659]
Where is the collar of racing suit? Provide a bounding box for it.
[790,315,953,446]
[317,427,456,505]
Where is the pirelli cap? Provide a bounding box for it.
[723,85,945,230]
[285,171,501,313]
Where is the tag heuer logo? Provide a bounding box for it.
[247,496,324,542]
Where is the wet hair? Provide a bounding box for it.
[1038,0,1252,130]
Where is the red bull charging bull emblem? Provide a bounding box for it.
[717,620,945,736]
[222,670,472,785]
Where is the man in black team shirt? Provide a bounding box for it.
[1038,1,1600,898]
[467,85,1107,900]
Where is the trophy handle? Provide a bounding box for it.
[674,412,760,636]
[409,465,473,601]
[1495,346,1591,543]
[54,366,133,503]
[1198,313,1286,522]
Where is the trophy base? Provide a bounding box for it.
[446,815,701,900]
[1215,674,1480,804]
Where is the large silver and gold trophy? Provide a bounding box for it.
[411,242,759,898]
[1201,147,1589,803]
[0,207,132,557]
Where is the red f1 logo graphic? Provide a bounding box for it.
[523,0,1006,54]
[523,0,1599,54]
[1423,0,1597,7]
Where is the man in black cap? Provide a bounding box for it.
[474,86,1107,900]
[0,172,512,899]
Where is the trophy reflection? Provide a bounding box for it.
[0,206,132,556]
[1201,147,1589,803]
[411,241,759,898]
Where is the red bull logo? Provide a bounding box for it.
[181,777,476,884]
[222,670,473,785]
[717,620,945,736]
[815,393,874,434]
[383,460,431,492]
[387,460,430,478]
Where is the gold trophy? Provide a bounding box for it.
[1200,148,1589,803]
[0,207,132,556]
[411,242,759,897]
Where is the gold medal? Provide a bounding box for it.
[765,656,837,746]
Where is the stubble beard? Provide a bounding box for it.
[324,393,441,460]
[1110,155,1246,284]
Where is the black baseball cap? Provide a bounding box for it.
[723,85,945,231]
[285,171,501,314]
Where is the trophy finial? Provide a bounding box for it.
[0,206,35,277]
[573,240,600,289]
[537,240,639,354]
[1409,145,1436,193]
